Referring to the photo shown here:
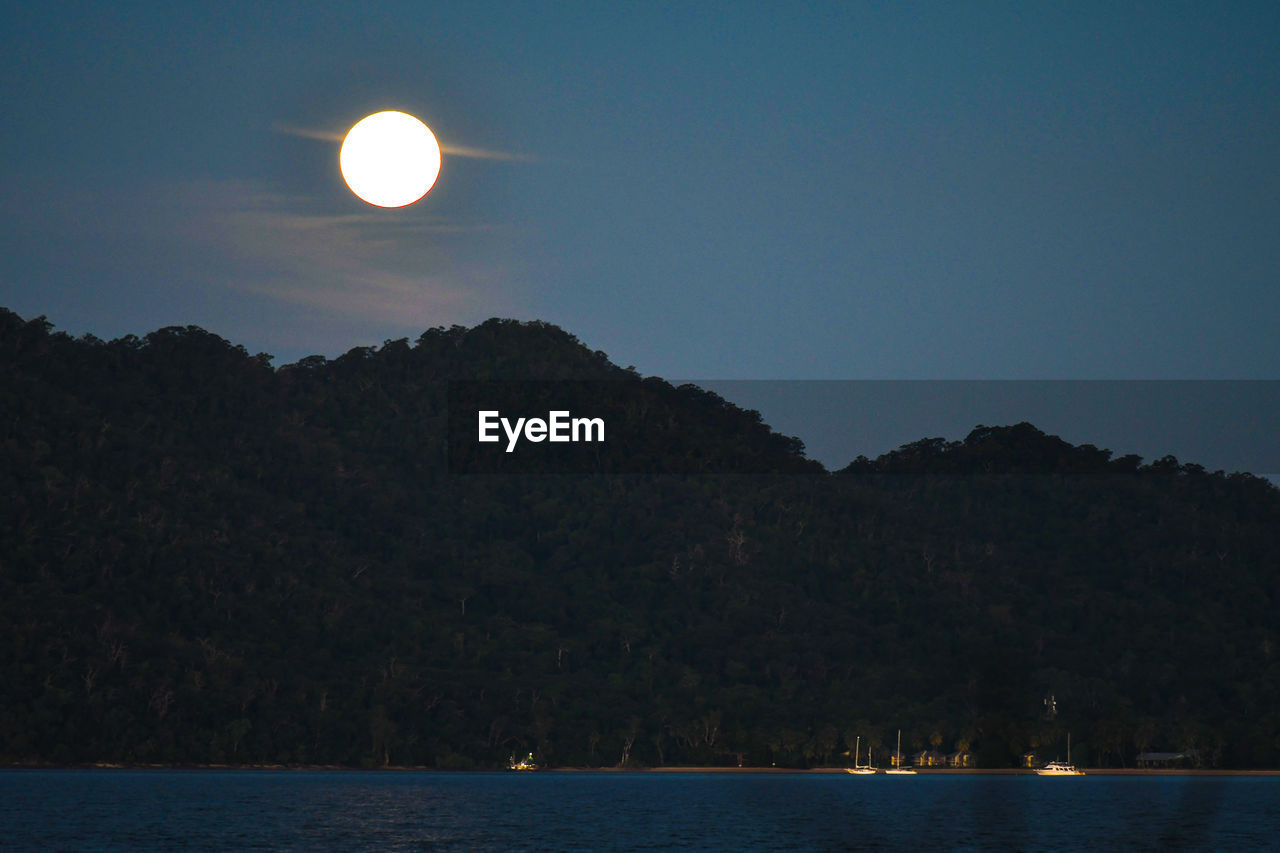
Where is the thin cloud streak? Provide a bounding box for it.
[273,123,344,143]
[166,179,517,332]
[274,123,535,162]
[219,198,474,324]
[236,273,467,325]
[439,144,536,163]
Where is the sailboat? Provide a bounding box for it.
[884,729,916,774]
[1034,732,1084,776]
[846,736,876,774]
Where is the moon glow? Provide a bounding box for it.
[339,111,441,207]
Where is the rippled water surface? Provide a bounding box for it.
[2,770,1277,851]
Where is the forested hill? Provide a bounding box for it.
[2,307,1279,770]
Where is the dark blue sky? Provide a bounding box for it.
[3,3,1278,434]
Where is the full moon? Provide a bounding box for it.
[339,111,441,207]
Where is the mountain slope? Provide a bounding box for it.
[2,307,1278,769]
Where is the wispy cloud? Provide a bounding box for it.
[3,171,527,361]
[272,123,344,143]
[439,144,536,163]
[169,180,519,331]
[273,123,536,162]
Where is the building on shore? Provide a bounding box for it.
[1135,752,1190,769]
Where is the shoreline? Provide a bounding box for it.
[3,763,1280,776]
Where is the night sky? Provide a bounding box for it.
[3,2,1278,465]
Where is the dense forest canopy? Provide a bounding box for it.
[2,307,1278,769]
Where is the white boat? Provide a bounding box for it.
[1034,733,1084,776]
[1035,761,1083,776]
[884,729,916,774]
[846,736,876,774]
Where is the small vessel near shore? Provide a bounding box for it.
[884,729,916,774]
[508,752,538,771]
[846,736,876,774]
[1034,733,1084,776]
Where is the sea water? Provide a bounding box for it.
[1,770,1276,851]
